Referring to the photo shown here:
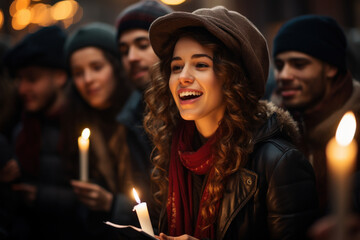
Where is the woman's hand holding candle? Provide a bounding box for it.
[71,180,113,211]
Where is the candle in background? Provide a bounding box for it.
[78,128,90,182]
[326,111,357,240]
[132,188,154,236]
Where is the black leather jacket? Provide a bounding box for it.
[159,104,319,240]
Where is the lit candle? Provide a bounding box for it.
[326,111,357,240]
[78,128,90,182]
[132,188,154,236]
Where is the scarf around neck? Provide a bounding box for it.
[167,120,219,239]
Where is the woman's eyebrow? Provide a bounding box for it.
[171,54,213,62]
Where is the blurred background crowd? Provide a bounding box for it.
[1,1,360,240]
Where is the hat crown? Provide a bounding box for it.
[64,22,118,62]
[149,6,269,99]
[116,0,172,39]
[4,25,67,75]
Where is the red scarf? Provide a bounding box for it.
[167,120,218,239]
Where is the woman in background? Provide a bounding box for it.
[62,22,145,239]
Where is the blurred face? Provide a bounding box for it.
[118,29,159,90]
[70,47,116,110]
[274,51,337,111]
[169,37,226,137]
[15,66,61,112]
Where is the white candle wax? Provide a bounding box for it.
[78,128,90,182]
[133,202,154,236]
[326,112,357,240]
[133,188,154,236]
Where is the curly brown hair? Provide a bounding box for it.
[144,27,267,229]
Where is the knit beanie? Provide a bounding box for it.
[149,6,269,100]
[273,15,347,72]
[115,0,172,40]
[4,25,67,77]
[64,22,118,63]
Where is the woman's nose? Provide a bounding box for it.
[178,65,194,85]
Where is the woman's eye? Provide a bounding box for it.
[171,65,182,73]
[93,64,103,71]
[196,62,209,69]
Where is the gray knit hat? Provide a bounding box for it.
[115,0,172,40]
[149,6,269,99]
[64,22,118,63]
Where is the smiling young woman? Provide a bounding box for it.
[144,6,319,240]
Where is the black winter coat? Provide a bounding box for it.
[160,103,319,240]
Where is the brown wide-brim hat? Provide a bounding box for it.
[149,6,269,99]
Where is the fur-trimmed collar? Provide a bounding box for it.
[253,101,300,146]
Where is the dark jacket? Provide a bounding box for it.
[12,112,80,239]
[159,102,319,240]
[116,90,152,174]
[116,90,157,225]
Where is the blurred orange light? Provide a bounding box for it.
[30,3,48,24]
[0,10,3,29]
[9,1,17,16]
[160,0,186,5]
[13,8,31,27]
[62,17,73,29]
[16,0,31,11]
[51,0,74,20]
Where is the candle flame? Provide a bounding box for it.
[81,128,90,139]
[133,188,141,204]
[335,112,356,146]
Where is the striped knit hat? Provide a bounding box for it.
[115,0,172,40]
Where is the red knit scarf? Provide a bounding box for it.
[167,120,218,239]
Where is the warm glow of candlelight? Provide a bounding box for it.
[133,188,141,204]
[336,112,356,146]
[132,187,154,236]
[326,111,357,240]
[81,128,90,139]
[78,128,90,181]
[160,0,186,5]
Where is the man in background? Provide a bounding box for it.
[4,25,79,239]
[271,15,360,215]
[115,0,173,230]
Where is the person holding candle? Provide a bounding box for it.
[271,15,360,216]
[62,22,149,239]
[144,6,319,240]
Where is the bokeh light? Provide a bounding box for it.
[160,0,186,5]
[51,0,77,20]
[0,10,4,30]
[12,8,31,30]
[8,0,82,31]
